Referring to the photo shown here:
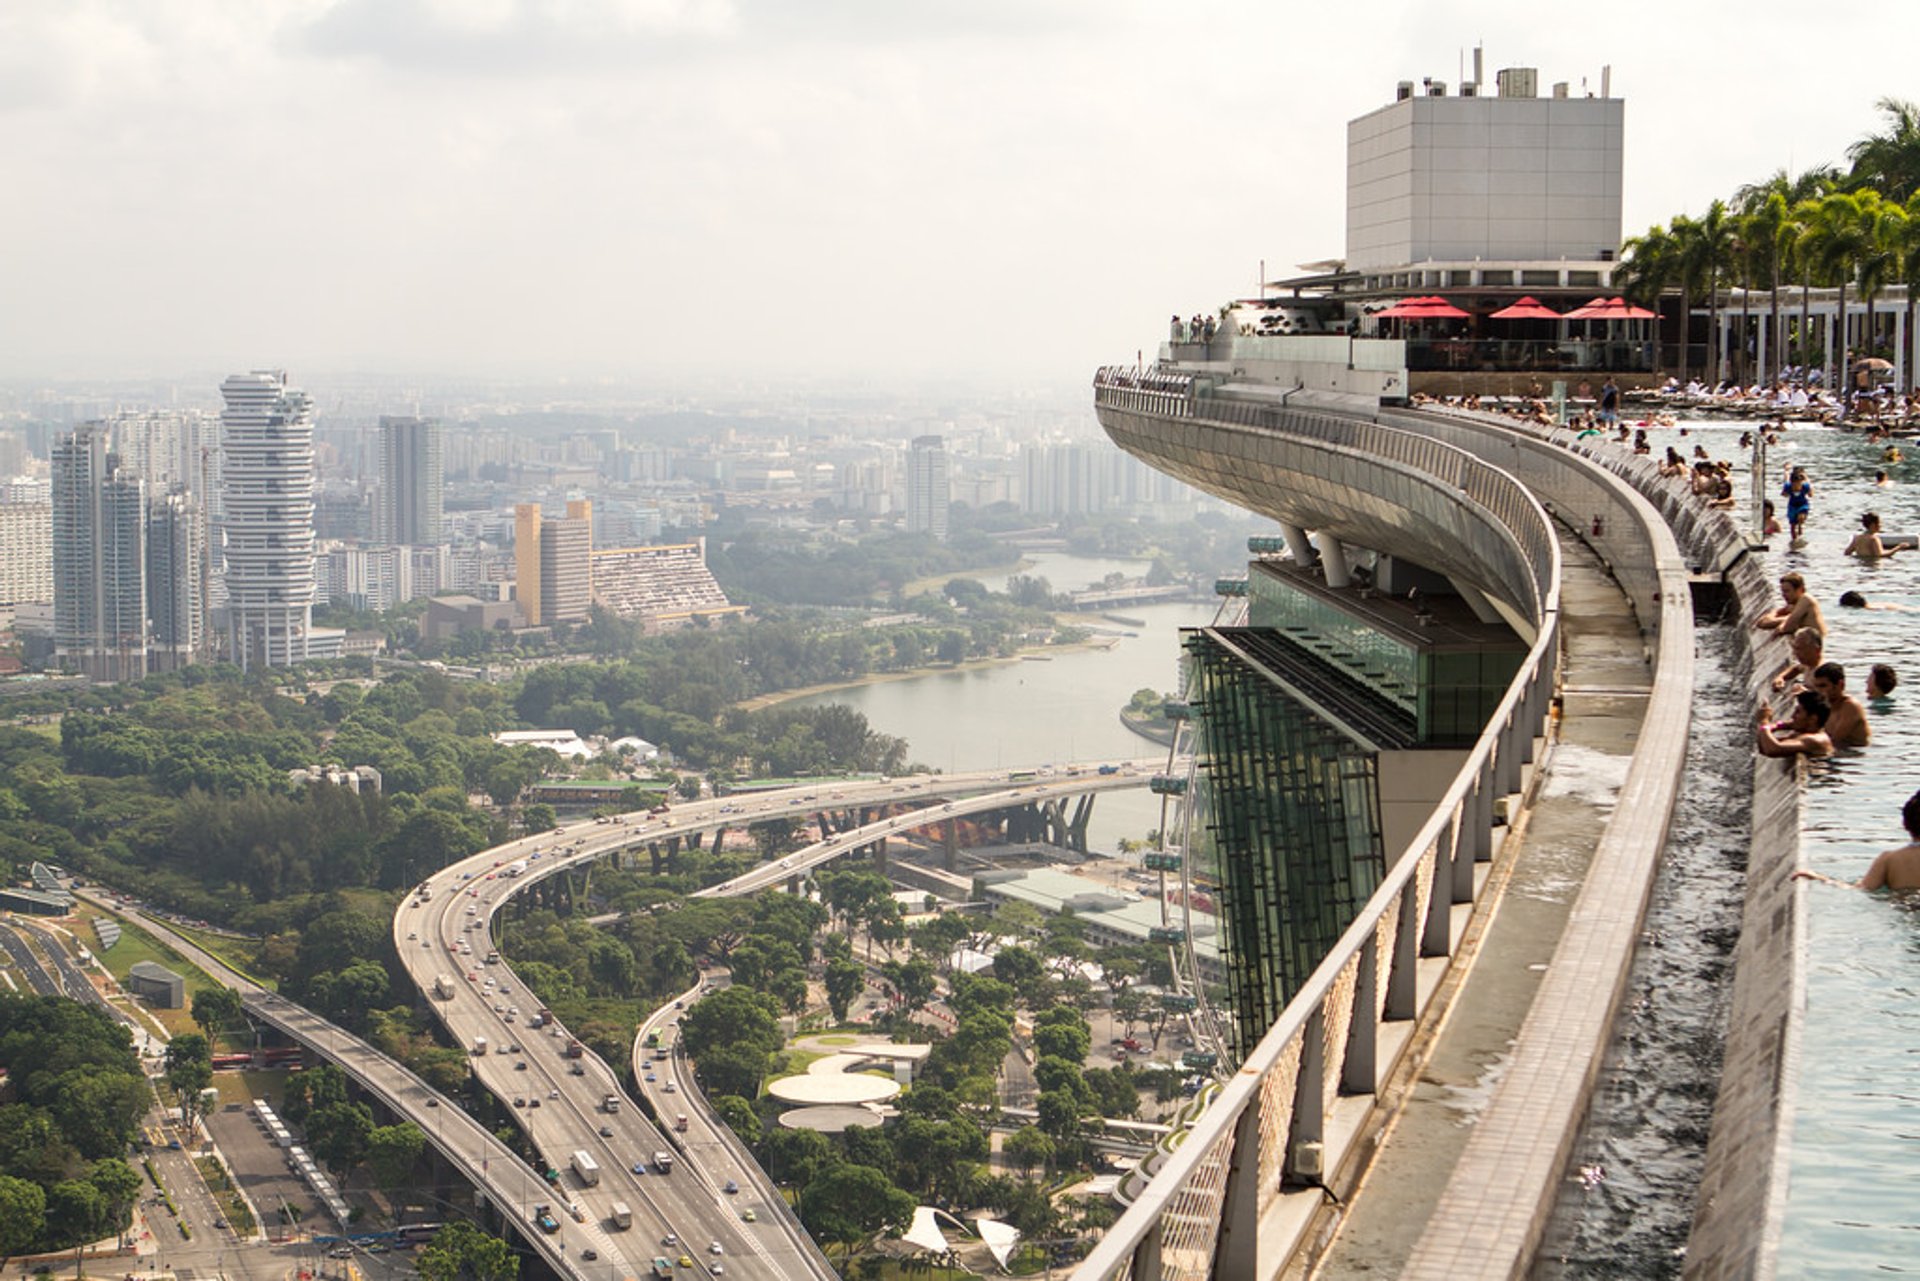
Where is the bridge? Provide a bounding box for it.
[67,892,585,1281]
[394,759,1168,1278]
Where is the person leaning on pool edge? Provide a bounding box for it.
[1755,689,1834,758]
[1795,789,1920,890]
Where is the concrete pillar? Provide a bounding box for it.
[1277,522,1316,567]
[1312,532,1351,588]
[873,836,889,874]
[942,820,957,872]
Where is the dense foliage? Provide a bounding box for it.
[0,995,148,1261]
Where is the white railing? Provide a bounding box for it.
[1077,373,1564,1281]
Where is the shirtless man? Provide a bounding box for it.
[1807,662,1869,747]
[1844,511,1906,560]
[1755,690,1833,758]
[1867,664,1898,698]
[1770,627,1824,692]
[1795,789,1920,890]
[1753,572,1826,638]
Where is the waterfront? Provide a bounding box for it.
[792,550,1220,849]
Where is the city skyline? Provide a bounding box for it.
[3,3,1915,385]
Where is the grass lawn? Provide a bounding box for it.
[170,920,275,991]
[815,1034,858,1046]
[85,910,223,1037]
[214,1068,289,1108]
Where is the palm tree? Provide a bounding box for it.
[1738,193,1791,386]
[1800,192,1879,385]
[1848,98,1920,203]
[1617,223,1682,373]
[1688,201,1737,385]
[1857,195,1906,366]
[1897,192,1920,386]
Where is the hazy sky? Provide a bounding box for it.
[4,1,1915,387]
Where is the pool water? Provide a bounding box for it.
[1537,417,1920,1277]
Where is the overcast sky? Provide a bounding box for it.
[4,1,1915,389]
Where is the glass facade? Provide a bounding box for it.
[1247,565,1524,745]
[1184,628,1387,1056]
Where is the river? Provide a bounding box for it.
[787,551,1220,849]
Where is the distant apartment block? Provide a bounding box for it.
[906,435,950,540]
[375,416,444,546]
[146,489,208,671]
[591,540,744,631]
[52,425,150,682]
[221,371,317,670]
[516,499,593,626]
[0,498,53,607]
[423,594,525,644]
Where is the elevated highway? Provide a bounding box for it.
[67,892,584,1281]
[395,760,1162,1277]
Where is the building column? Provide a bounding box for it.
[1277,523,1316,567]
[1311,532,1351,589]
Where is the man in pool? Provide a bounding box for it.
[1867,663,1898,698]
[1794,789,1920,890]
[1753,572,1825,638]
[1807,662,1870,746]
[1755,689,1833,758]
[1844,511,1906,559]
[1769,626,1824,692]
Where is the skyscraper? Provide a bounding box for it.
[541,499,593,625]
[146,490,206,672]
[220,370,316,670]
[52,425,149,682]
[375,416,444,546]
[907,435,950,540]
[514,502,544,625]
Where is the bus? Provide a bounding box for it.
[396,1223,444,1245]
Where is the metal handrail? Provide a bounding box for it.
[1076,370,1564,1280]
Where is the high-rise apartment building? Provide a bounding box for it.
[514,499,593,626]
[375,416,444,546]
[146,490,206,672]
[541,499,593,625]
[0,498,53,607]
[52,425,150,682]
[220,371,317,670]
[514,503,544,625]
[906,435,950,540]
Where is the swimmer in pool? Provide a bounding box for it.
[1807,662,1870,747]
[1844,511,1904,559]
[1794,789,1920,890]
[1755,689,1833,758]
[1867,664,1899,698]
[1838,591,1912,612]
[1754,573,1826,638]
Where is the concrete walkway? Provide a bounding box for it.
[1308,532,1656,1279]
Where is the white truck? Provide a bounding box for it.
[608,1201,632,1231]
[652,1149,673,1174]
[571,1150,601,1187]
[433,974,455,1000]
[471,1036,488,1057]
[602,1093,620,1114]
[504,859,527,877]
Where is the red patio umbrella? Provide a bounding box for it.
[1488,296,1563,320]
[1374,295,1471,319]
[1563,296,1656,320]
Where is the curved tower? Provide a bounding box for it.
[220,370,315,670]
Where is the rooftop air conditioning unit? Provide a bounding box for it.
[1552,81,1570,99]
[1396,80,1415,101]
[1496,67,1538,99]
[1427,80,1447,96]
[1460,82,1479,97]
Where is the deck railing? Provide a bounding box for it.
[1077,370,1565,1281]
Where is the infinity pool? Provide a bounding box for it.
[1536,417,1919,1277]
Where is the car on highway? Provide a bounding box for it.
[723,1179,737,1194]
[677,1257,694,1269]
[599,1124,614,1137]
[664,1080,677,1093]
[709,1241,723,1255]
[426,1098,439,1108]
[740,1208,755,1222]
[645,1072,656,1082]
[528,1099,541,1108]
[550,1088,561,1099]
[662,1233,677,1247]
[513,1097,526,1107]
[514,1061,527,1071]
[582,1249,598,1261]
[631,1160,647,1175]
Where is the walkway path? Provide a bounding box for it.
[1312,531,1659,1278]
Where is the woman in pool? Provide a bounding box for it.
[1782,467,1814,539]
